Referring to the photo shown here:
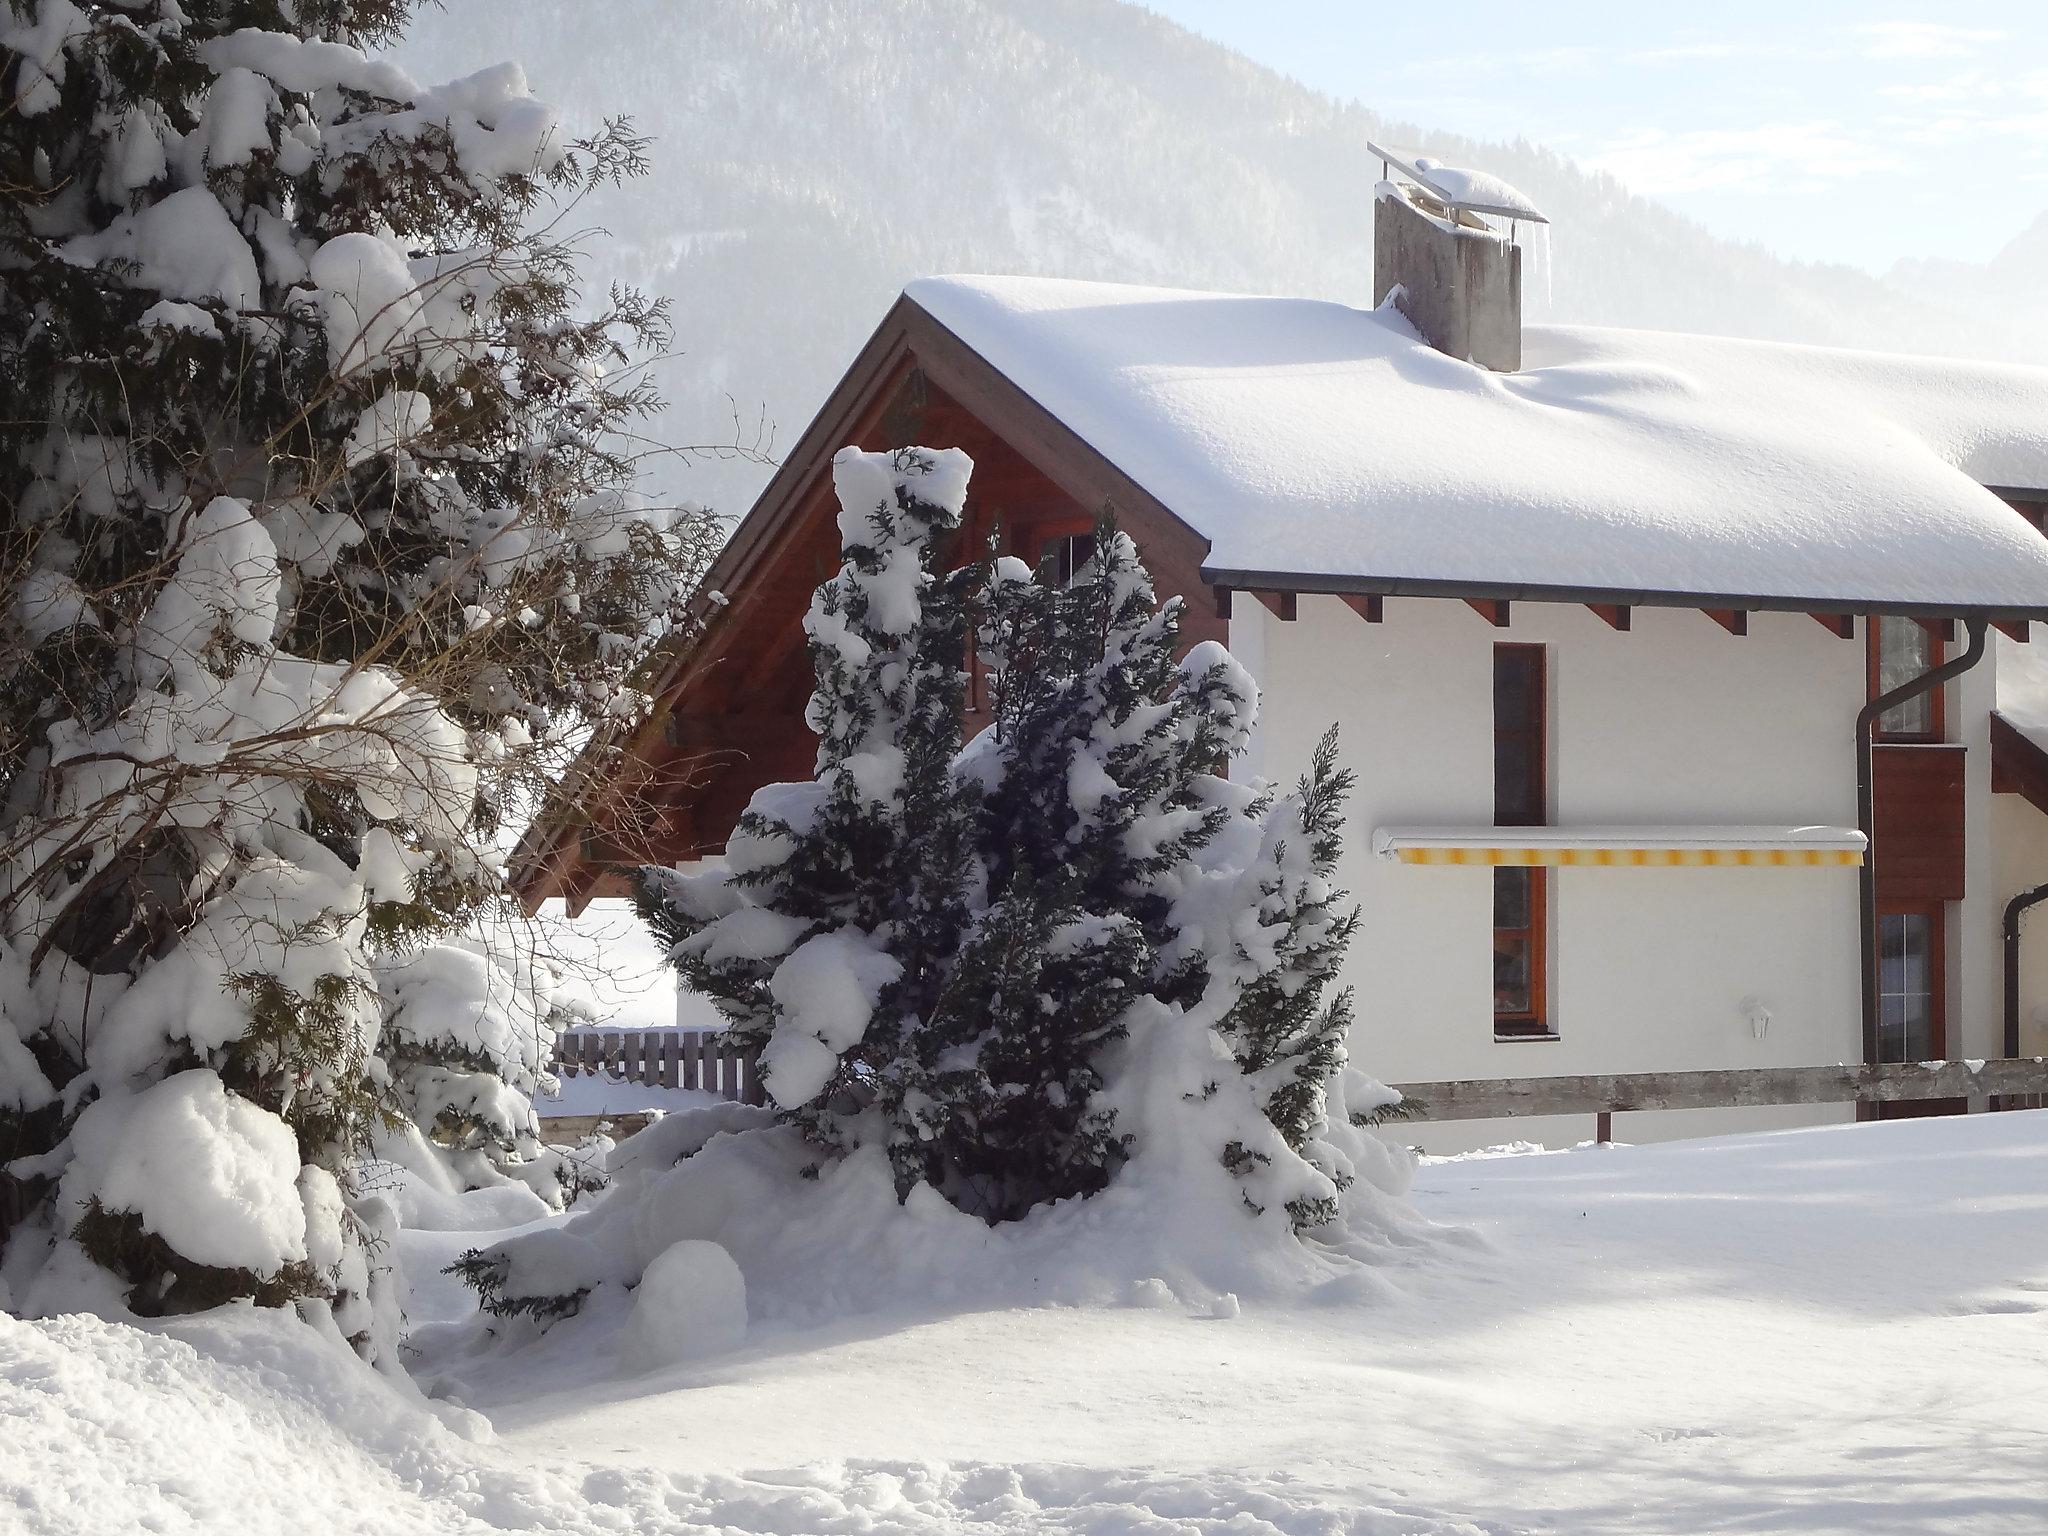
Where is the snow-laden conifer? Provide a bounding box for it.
[0,0,709,1357]
[639,446,979,1165]
[637,451,1377,1234]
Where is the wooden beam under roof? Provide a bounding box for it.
[1997,619,2032,643]
[1588,603,1630,631]
[1811,613,1855,639]
[1342,593,1384,623]
[1255,589,1297,621]
[1705,608,1749,636]
[1467,598,1510,627]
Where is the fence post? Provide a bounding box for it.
[660,1030,680,1090]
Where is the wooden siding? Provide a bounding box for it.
[512,297,1222,908]
[1871,742,1966,903]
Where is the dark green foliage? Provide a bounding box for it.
[444,1246,588,1324]
[1219,725,1361,1155]
[639,497,1326,1225]
[73,1200,322,1315]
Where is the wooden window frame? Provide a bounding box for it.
[1493,865,1551,1038]
[1875,902,1948,1063]
[1493,645,1554,1039]
[1867,617,1945,743]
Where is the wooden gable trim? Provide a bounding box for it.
[511,305,929,902]
[514,294,1227,905]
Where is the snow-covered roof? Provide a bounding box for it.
[903,275,2048,615]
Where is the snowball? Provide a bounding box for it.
[64,1072,308,1276]
[614,1239,748,1371]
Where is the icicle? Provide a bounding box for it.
[1528,220,1555,314]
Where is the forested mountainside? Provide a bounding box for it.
[400,0,2048,520]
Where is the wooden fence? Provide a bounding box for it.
[1389,1057,2048,1124]
[552,1028,765,1106]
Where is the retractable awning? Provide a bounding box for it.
[1372,825,1866,868]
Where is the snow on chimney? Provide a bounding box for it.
[1368,144,1547,374]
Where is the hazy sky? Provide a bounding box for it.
[1145,2,2046,274]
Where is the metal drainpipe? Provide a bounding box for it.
[1856,616,1988,1069]
[2004,882,2048,1062]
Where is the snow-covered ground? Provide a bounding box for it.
[9,1112,2045,1534]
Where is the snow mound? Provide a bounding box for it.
[447,1046,1434,1373]
[0,1307,1485,1535]
[63,1069,308,1275]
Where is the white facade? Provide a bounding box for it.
[1234,595,2025,1154]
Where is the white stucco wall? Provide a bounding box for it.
[1236,596,1929,1154]
[1993,793,2048,1060]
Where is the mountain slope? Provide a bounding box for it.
[398,0,2047,518]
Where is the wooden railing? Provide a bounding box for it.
[553,1027,765,1106]
[1389,1058,2048,1122]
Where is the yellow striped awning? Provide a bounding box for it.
[1372,825,1866,869]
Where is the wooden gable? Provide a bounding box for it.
[511,300,1222,913]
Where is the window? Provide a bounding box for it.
[1877,907,1944,1062]
[1047,531,1099,590]
[1869,617,1943,740]
[1493,645,1551,1037]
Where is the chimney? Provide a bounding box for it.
[1368,144,1545,374]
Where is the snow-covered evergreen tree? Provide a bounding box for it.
[0,0,708,1358]
[639,456,1365,1227]
[639,446,981,1168]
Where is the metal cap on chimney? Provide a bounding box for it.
[1368,142,1546,373]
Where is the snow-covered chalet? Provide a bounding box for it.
[516,149,2048,1151]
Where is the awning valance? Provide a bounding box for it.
[1372,825,1866,868]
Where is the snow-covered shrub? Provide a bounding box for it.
[0,2,711,1357]
[635,448,1388,1237]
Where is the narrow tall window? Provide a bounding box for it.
[1870,617,1943,740]
[1493,645,1551,1037]
[1877,907,1943,1061]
